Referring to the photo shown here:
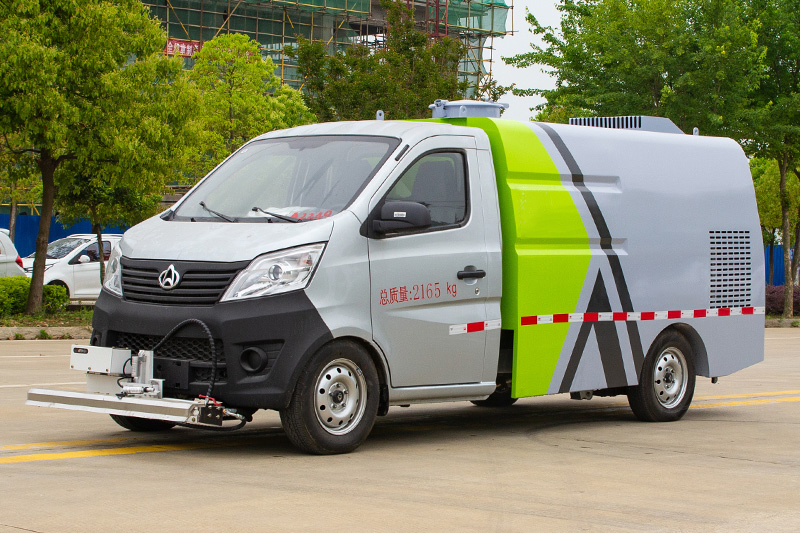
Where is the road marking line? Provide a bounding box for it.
[3,392,798,464]
[0,382,83,389]
[695,390,800,401]
[3,437,134,450]
[691,396,800,409]
[0,442,224,464]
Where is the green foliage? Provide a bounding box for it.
[0,0,194,313]
[0,277,67,317]
[42,284,69,314]
[182,33,315,183]
[0,132,40,211]
[287,0,468,122]
[506,0,764,135]
[0,277,31,316]
[35,329,52,340]
[752,158,798,233]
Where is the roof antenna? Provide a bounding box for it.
[376,110,385,121]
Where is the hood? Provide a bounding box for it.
[21,257,57,269]
[120,215,336,262]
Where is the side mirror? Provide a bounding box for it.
[77,254,91,264]
[373,201,431,234]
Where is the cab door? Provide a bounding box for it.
[368,136,490,387]
[71,241,111,298]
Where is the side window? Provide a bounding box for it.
[83,243,100,262]
[387,152,467,227]
[102,241,112,261]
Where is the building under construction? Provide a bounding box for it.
[143,0,511,93]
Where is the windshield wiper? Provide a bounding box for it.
[199,201,236,222]
[251,206,304,223]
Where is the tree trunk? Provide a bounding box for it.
[769,228,775,286]
[779,155,793,318]
[25,150,57,314]
[8,182,17,242]
[93,221,105,284]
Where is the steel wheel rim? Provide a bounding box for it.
[314,358,367,435]
[653,347,688,408]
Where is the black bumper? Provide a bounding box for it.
[92,290,332,410]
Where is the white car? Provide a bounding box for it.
[22,234,122,299]
[0,229,25,277]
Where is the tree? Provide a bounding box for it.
[0,134,40,241]
[287,0,469,121]
[505,0,764,137]
[752,158,799,285]
[183,33,315,183]
[0,0,192,313]
[741,0,800,316]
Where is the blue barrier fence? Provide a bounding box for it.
[0,214,126,257]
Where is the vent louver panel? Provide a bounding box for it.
[710,230,752,309]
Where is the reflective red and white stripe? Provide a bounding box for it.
[449,319,501,335]
[520,306,765,326]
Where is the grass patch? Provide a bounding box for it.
[0,307,93,328]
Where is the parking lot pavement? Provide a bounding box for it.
[1,333,799,532]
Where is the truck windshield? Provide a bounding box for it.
[174,135,400,222]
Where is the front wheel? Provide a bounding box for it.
[627,331,695,422]
[110,414,176,432]
[280,340,379,454]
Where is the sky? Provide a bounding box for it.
[491,0,560,121]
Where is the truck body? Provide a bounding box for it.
[28,107,765,454]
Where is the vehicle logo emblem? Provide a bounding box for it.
[158,264,181,290]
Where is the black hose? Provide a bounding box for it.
[152,318,218,403]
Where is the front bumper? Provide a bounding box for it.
[91,289,333,410]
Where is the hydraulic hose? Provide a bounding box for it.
[152,318,218,403]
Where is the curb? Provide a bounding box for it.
[0,326,92,341]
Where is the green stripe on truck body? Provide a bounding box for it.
[426,118,591,397]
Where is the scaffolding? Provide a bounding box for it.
[144,0,510,92]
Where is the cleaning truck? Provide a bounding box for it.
[28,100,765,454]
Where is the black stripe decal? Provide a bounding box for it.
[536,123,645,380]
[559,272,627,392]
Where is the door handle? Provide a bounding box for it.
[457,269,486,280]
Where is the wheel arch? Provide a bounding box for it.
[46,279,70,298]
[658,323,709,377]
[283,334,390,414]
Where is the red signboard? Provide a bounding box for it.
[165,39,203,58]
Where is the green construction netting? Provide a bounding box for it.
[439,0,509,35]
[249,0,370,18]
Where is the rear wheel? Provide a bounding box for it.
[280,340,379,454]
[627,331,695,422]
[109,414,176,432]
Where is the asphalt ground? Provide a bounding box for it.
[1,332,798,532]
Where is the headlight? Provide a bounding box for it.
[221,243,325,301]
[103,245,123,297]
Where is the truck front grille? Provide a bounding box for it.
[121,258,248,306]
[111,332,227,387]
[113,332,224,363]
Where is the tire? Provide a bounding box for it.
[627,331,695,422]
[471,382,517,407]
[47,280,70,299]
[280,340,379,455]
[109,414,176,432]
